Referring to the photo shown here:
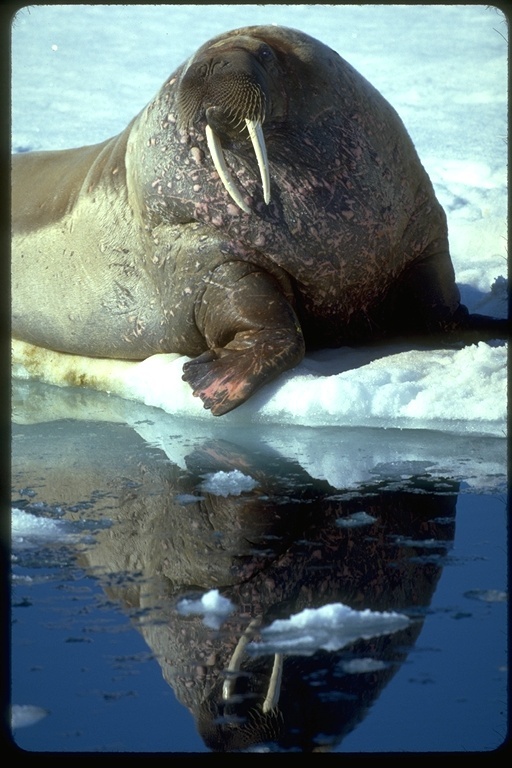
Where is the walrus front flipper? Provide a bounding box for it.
[182,264,305,415]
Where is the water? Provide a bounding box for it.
[10,383,507,753]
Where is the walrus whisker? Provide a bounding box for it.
[205,123,251,214]
[245,118,271,205]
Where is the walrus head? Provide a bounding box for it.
[176,34,283,213]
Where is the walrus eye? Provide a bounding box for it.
[257,43,274,63]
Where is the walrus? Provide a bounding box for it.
[12,25,508,415]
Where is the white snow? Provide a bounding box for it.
[335,512,377,528]
[248,603,411,656]
[464,589,507,604]
[11,5,507,436]
[340,658,388,674]
[176,589,235,629]
[11,507,78,550]
[176,591,412,651]
[10,704,49,730]
[200,470,258,497]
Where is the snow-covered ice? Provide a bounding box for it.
[176,589,236,629]
[173,591,412,655]
[10,705,49,730]
[11,507,79,550]
[248,603,412,656]
[199,470,258,497]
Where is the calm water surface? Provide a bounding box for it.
[10,384,507,753]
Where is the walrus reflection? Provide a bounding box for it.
[12,422,457,752]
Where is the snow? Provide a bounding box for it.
[10,705,49,730]
[335,512,377,529]
[11,5,508,436]
[340,659,388,674]
[463,589,507,604]
[176,589,235,629]
[248,603,411,656]
[199,470,258,497]
[174,590,412,655]
[11,507,79,550]
[175,592,413,656]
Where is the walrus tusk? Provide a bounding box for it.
[205,119,271,213]
[205,124,251,214]
[245,118,271,205]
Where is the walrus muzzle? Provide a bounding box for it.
[177,48,271,213]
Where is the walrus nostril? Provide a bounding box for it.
[211,58,233,73]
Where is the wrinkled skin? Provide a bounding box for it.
[11,26,506,415]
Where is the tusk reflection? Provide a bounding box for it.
[222,616,262,700]
[262,653,283,713]
[222,616,283,712]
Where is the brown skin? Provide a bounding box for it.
[11,26,506,415]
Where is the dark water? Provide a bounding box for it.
[10,383,508,753]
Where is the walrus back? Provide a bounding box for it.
[12,142,112,234]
